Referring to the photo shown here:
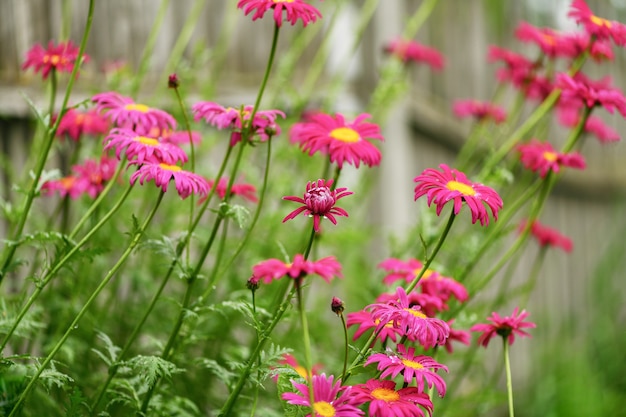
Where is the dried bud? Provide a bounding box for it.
[331,296,344,316]
[168,73,180,89]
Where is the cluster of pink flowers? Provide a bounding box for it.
[251,253,342,285]
[42,156,117,199]
[22,40,88,80]
[55,109,110,142]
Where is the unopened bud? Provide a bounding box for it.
[331,296,344,316]
[168,73,180,89]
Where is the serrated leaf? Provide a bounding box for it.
[90,331,121,366]
[226,204,250,229]
[39,367,74,391]
[122,355,183,391]
[64,386,91,417]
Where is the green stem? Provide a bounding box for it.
[302,225,316,261]
[246,24,280,130]
[7,190,164,416]
[339,312,349,382]
[296,280,316,417]
[503,337,515,417]
[519,247,547,308]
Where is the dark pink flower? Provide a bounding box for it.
[384,38,445,70]
[520,220,573,252]
[517,139,586,177]
[568,0,626,45]
[129,162,209,199]
[365,344,448,396]
[251,254,342,284]
[104,128,188,164]
[375,290,447,319]
[290,112,384,169]
[238,0,322,27]
[22,40,88,79]
[442,319,471,354]
[42,156,117,199]
[556,104,620,143]
[514,21,578,59]
[282,179,352,232]
[414,164,503,226]
[470,307,536,347]
[274,353,323,381]
[557,73,626,116]
[55,108,109,141]
[200,177,258,202]
[331,296,345,316]
[346,310,403,345]
[282,374,363,417]
[452,99,507,124]
[352,379,433,417]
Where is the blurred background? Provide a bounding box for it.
[1,0,625,415]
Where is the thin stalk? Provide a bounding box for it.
[7,191,164,416]
[518,247,548,308]
[503,337,515,417]
[339,312,348,382]
[296,281,316,417]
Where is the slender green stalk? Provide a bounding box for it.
[503,337,515,417]
[339,312,349,382]
[7,191,164,416]
[246,24,280,128]
[519,247,547,308]
[296,280,316,417]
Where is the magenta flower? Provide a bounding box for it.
[104,128,188,164]
[352,379,433,417]
[442,319,471,354]
[238,0,322,27]
[22,40,88,80]
[471,307,536,347]
[282,374,363,417]
[517,139,586,178]
[42,156,117,199]
[383,38,445,70]
[452,99,507,124]
[520,219,573,253]
[129,162,209,199]
[92,92,177,135]
[413,164,503,226]
[274,353,323,381]
[251,254,342,284]
[56,108,109,142]
[568,0,626,45]
[158,129,202,146]
[282,179,352,232]
[557,73,626,117]
[365,344,448,396]
[346,310,403,345]
[368,287,450,349]
[290,112,384,169]
[202,177,258,202]
[514,21,578,59]
[557,104,620,143]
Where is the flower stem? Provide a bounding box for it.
[7,190,164,417]
[296,280,316,417]
[503,337,515,417]
[246,23,280,129]
[339,312,349,382]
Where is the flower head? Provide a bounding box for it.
[275,354,323,381]
[514,21,578,59]
[290,113,384,169]
[282,179,352,232]
[414,164,503,226]
[331,297,345,316]
[568,0,626,45]
[282,374,364,417]
[346,310,403,345]
[22,40,88,79]
[129,162,209,199]
[200,177,258,203]
[365,344,448,396]
[384,38,445,70]
[352,379,434,417]
[520,220,573,252]
[56,108,110,141]
[252,254,342,284]
[92,92,177,135]
[442,319,471,354]
[42,156,117,199]
[238,0,322,27]
[104,128,188,164]
[557,73,626,117]
[452,99,507,124]
[517,139,586,178]
[470,307,536,347]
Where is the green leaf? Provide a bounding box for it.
[64,386,91,417]
[91,331,121,366]
[39,365,74,391]
[122,355,183,391]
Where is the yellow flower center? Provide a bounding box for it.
[273,0,295,3]
[43,54,67,66]
[542,34,556,46]
[371,387,400,402]
[294,365,309,379]
[401,358,425,370]
[124,103,151,113]
[60,177,76,189]
[446,180,476,196]
[543,151,558,162]
[136,136,160,146]
[159,163,182,172]
[329,127,360,143]
[313,401,336,417]
[404,308,427,319]
[590,14,612,28]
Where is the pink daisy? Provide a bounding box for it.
[129,162,209,199]
[470,307,536,347]
[146,127,202,146]
[442,319,471,354]
[413,164,503,226]
[104,128,188,164]
[290,112,384,169]
[375,290,447,319]
[92,91,177,135]
[365,344,448,396]
[487,45,536,85]
[556,103,620,143]
[282,374,363,417]
[566,32,615,62]
[282,179,352,232]
[514,21,578,59]
[55,108,110,141]
[383,38,445,70]
[200,177,258,203]
[352,379,434,417]
[368,287,450,349]
[42,156,117,199]
[41,176,83,199]
[557,73,626,117]
[272,353,323,382]
[22,40,88,80]
[251,254,342,284]
[568,0,626,45]
[520,219,573,253]
[517,139,586,178]
[346,310,403,345]
[452,99,507,124]
[238,0,322,27]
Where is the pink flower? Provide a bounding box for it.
[158,129,202,146]
[557,73,626,117]
[129,162,209,199]
[442,319,471,354]
[413,164,503,226]
[274,353,323,381]
[452,99,507,124]
[487,46,553,100]
[520,220,573,252]
[290,113,384,169]
[514,21,578,59]
[92,92,177,135]
[282,179,352,232]
[282,374,363,417]
[55,108,109,141]
[22,40,88,80]
[383,38,445,70]
[470,307,536,347]
[517,139,586,178]
[346,310,403,345]
[365,344,448,396]
[201,177,258,202]
[352,379,434,417]
[375,291,447,321]
[584,116,620,143]
[568,0,626,45]
[238,0,322,27]
[251,254,342,284]
[368,287,450,349]
[42,156,117,199]
[104,128,188,164]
